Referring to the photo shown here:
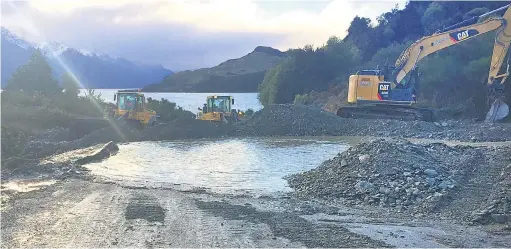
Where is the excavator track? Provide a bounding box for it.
[337,105,435,122]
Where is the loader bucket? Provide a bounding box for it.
[485,98,509,122]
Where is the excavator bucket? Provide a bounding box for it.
[485,98,509,122]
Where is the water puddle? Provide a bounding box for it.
[85,136,360,195]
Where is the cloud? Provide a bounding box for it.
[2,0,405,71]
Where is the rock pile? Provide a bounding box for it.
[286,138,481,212]
[237,104,511,142]
[237,104,345,136]
[33,127,69,142]
[472,160,511,225]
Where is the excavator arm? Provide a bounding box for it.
[488,5,511,86]
[394,4,511,121]
[486,5,511,122]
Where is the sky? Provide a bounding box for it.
[1,0,406,71]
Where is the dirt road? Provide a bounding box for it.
[2,177,510,248]
[1,179,388,248]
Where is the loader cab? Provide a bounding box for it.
[114,91,146,112]
[205,96,234,113]
[196,95,237,122]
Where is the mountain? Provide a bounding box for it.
[1,27,172,89]
[143,46,287,92]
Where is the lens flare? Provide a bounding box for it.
[6,1,127,141]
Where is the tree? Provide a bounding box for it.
[258,37,361,106]
[5,50,61,95]
[60,72,81,97]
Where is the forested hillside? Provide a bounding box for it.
[144,46,286,92]
[258,1,511,118]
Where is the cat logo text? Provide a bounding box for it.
[449,29,479,42]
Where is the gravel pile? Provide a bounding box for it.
[33,127,69,142]
[236,104,511,142]
[286,138,503,215]
[471,158,511,225]
[237,104,345,136]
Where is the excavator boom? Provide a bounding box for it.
[394,18,505,83]
[392,4,511,122]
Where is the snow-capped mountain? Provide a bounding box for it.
[41,40,69,56]
[1,27,34,50]
[1,27,173,88]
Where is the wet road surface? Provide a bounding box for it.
[1,179,388,248]
[3,178,511,248]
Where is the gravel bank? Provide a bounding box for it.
[285,137,511,224]
[237,104,511,142]
[10,104,511,164]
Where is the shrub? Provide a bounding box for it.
[146,97,195,122]
[244,108,255,116]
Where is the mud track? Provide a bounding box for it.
[1,179,388,248]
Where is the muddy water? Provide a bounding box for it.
[85,137,361,195]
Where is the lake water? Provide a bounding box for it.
[85,137,359,195]
[79,89,263,113]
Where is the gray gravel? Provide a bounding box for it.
[285,137,511,224]
[237,104,511,142]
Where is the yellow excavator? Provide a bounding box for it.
[196,95,244,123]
[337,4,511,122]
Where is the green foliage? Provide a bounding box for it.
[1,126,28,164]
[1,90,106,132]
[1,52,110,132]
[244,108,255,116]
[146,97,195,122]
[422,2,448,34]
[416,33,495,115]
[60,72,81,97]
[365,42,410,68]
[258,59,290,105]
[5,50,61,95]
[84,89,104,103]
[258,37,360,106]
[259,1,510,117]
[193,72,266,92]
[464,7,490,20]
[294,93,311,105]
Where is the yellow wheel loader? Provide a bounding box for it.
[109,89,158,128]
[196,95,243,123]
[337,4,511,122]
[68,90,157,140]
